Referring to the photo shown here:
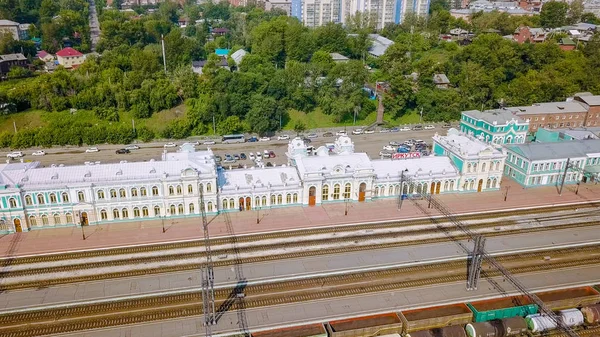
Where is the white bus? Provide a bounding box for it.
[222,134,246,144]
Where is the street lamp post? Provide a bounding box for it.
[504,185,510,202]
[81,215,86,240]
[162,215,166,233]
[344,198,349,216]
[256,206,260,224]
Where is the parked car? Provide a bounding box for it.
[442,123,452,129]
[223,158,236,164]
[203,140,217,145]
[125,145,139,150]
[7,151,24,158]
[389,141,402,146]
[163,142,177,148]
[323,132,334,137]
[412,125,424,131]
[86,147,100,153]
[379,128,390,133]
[225,154,233,161]
[249,153,255,160]
[234,154,241,160]
[263,150,270,157]
[307,133,318,139]
[247,136,258,142]
[352,128,363,135]
[415,139,425,144]
[390,127,400,132]
[277,135,290,140]
[116,149,130,154]
[259,137,271,142]
[379,151,392,158]
[399,126,411,131]
[336,130,347,136]
[240,153,247,160]
[215,155,222,163]
[269,150,276,158]
[397,146,410,153]
[364,129,375,134]
[382,145,396,151]
[424,125,435,130]
[31,150,45,156]
[256,152,262,158]
[303,138,312,144]
[405,139,416,145]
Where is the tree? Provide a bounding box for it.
[245,95,284,135]
[217,115,245,135]
[581,13,600,24]
[567,0,584,25]
[540,1,569,28]
[293,121,306,135]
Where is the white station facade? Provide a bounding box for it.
[0,130,505,233]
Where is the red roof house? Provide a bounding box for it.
[56,47,84,68]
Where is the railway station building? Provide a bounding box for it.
[0,133,506,233]
[459,109,529,145]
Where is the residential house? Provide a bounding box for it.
[177,17,189,28]
[558,38,576,51]
[330,53,349,63]
[211,28,229,36]
[508,101,588,133]
[460,109,529,145]
[37,50,54,63]
[56,47,84,69]
[191,57,230,75]
[573,93,600,127]
[215,48,230,57]
[0,53,29,76]
[433,129,507,192]
[513,26,547,44]
[518,0,542,12]
[230,49,247,67]
[433,74,450,89]
[504,139,600,187]
[0,20,21,41]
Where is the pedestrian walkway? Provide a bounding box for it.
[1,179,599,258]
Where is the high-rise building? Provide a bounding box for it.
[301,0,342,27]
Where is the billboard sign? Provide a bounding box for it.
[392,152,421,160]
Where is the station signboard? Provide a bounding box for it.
[392,152,421,160]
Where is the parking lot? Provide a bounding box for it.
[2,124,450,168]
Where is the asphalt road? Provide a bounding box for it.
[3,127,447,168]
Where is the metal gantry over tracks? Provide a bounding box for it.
[199,188,216,336]
[398,173,581,337]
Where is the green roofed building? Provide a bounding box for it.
[459,109,529,146]
[503,139,600,187]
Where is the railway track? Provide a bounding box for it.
[1,209,600,291]
[1,245,599,337]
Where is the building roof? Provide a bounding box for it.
[295,153,373,177]
[433,73,450,85]
[574,94,600,106]
[434,130,504,158]
[560,37,576,45]
[56,47,83,57]
[368,34,394,57]
[0,53,26,61]
[37,50,50,58]
[462,109,528,125]
[231,49,247,65]
[215,48,229,57]
[371,156,458,181]
[330,52,349,61]
[540,127,600,141]
[506,139,600,161]
[219,166,300,192]
[212,27,229,34]
[0,19,19,26]
[510,101,587,115]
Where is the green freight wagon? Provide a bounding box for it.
[468,296,538,322]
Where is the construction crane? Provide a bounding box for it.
[199,188,216,336]
[398,173,580,337]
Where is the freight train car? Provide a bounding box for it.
[467,296,537,322]
[582,304,600,324]
[402,303,473,332]
[536,286,600,310]
[326,313,403,337]
[407,325,467,337]
[464,316,527,337]
[250,323,327,337]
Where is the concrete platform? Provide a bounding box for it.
[3,224,600,312]
[1,179,600,259]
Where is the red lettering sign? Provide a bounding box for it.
[392,152,421,160]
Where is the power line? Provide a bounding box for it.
[199,187,216,336]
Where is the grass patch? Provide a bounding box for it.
[121,104,187,132]
[0,110,45,133]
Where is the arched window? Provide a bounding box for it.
[25,195,33,205]
[409,184,414,194]
[416,184,423,194]
[444,181,449,191]
[469,180,475,190]
[403,184,408,194]
[495,162,500,171]
[176,185,182,195]
[62,192,69,202]
[131,188,138,197]
[54,213,61,224]
[78,191,85,202]
[222,199,227,209]
[207,202,213,212]
[133,207,140,218]
[486,179,491,189]
[100,209,108,220]
[374,186,379,197]
[169,186,174,195]
[29,215,37,226]
[189,203,195,213]
[293,193,298,203]
[206,183,212,192]
[473,163,478,171]
[388,185,394,196]
[482,163,486,172]
[333,184,340,200]
[66,213,73,223]
[322,185,329,201]
[467,163,472,173]
[199,183,204,194]
[119,188,126,198]
[177,204,184,214]
[255,197,260,207]
[41,214,49,225]
[286,194,292,204]
[142,207,149,217]
[122,208,129,218]
[344,183,351,199]
[49,193,57,203]
[110,189,117,198]
[277,194,283,204]
[152,186,159,196]
[271,195,276,205]
[113,209,120,219]
[8,198,16,208]
[188,184,193,194]
[170,204,176,214]
[262,196,267,206]
[154,206,160,216]
[37,194,45,205]
[394,185,400,195]
[493,178,498,188]
[229,199,235,209]
[97,190,105,199]
[141,187,147,196]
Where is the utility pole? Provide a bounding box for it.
[161,34,167,74]
[419,107,423,124]
[13,121,17,134]
[132,119,135,133]
[199,188,216,335]
[559,158,571,196]
[212,115,216,134]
